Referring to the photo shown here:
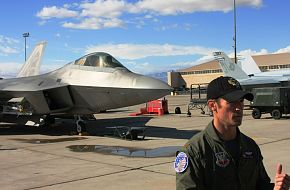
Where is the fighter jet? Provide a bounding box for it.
[0,52,173,132]
[213,51,290,90]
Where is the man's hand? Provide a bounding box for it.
[274,164,290,190]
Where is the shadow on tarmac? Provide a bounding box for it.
[0,123,74,136]
[0,116,200,140]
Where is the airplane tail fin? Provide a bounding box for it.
[17,41,47,77]
[213,51,249,80]
[238,54,261,76]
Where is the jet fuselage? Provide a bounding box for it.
[0,52,172,116]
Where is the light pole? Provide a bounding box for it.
[233,0,237,64]
[23,32,29,61]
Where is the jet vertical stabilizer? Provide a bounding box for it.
[213,51,249,80]
[17,41,47,77]
[238,54,261,76]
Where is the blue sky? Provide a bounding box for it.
[0,0,289,77]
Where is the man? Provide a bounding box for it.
[175,76,290,190]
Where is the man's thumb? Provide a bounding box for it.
[276,163,282,174]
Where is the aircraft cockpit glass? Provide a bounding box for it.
[84,55,100,67]
[74,52,125,69]
[75,57,86,66]
[104,56,124,68]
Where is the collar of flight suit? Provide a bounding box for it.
[205,121,241,143]
[205,121,257,161]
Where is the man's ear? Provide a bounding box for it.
[207,100,217,112]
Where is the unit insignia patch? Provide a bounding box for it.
[174,152,188,173]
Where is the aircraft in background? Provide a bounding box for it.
[213,51,290,90]
[237,54,261,76]
[0,52,172,133]
[17,41,47,77]
[238,53,290,77]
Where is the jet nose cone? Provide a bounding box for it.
[137,75,173,90]
[136,75,173,99]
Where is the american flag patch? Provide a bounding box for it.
[174,152,188,173]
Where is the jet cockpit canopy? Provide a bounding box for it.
[74,52,126,69]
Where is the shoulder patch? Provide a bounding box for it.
[174,152,188,173]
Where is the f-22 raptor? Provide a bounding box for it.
[0,52,172,133]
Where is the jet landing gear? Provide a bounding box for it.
[40,115,91,135]
[75,115,87,134]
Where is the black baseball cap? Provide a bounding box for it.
[206,76,253,102]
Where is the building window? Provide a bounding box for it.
[180,69,222,76]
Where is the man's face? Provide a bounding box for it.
[215,98,244,127]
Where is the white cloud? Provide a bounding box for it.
[155,24,178,31]
[0,35,19,56]
[0,62,22,78]
[228,46,290,57]
[0,35,19,44]
[275,46,290,54]
[63,17,124,29]
[171,61,198,68]
[80,0,127,18]
[125,60,172,74]
[0,60,66,78]
[224,46,290,59]
[128,58,218,74]
[0,46,18,55]
[40,62,65,74]
[171,55,215,70]
[231,48,269,57]
[135,0,262,15]
[36,0,262,30]
[63,3,79,9]
[38,20,47,26]
[85,43,218,59]
[36,6,79,19]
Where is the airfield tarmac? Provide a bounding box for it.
[0,95,290,190]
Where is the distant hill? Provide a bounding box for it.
[0,72,16,79]
[147,72,167,83]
